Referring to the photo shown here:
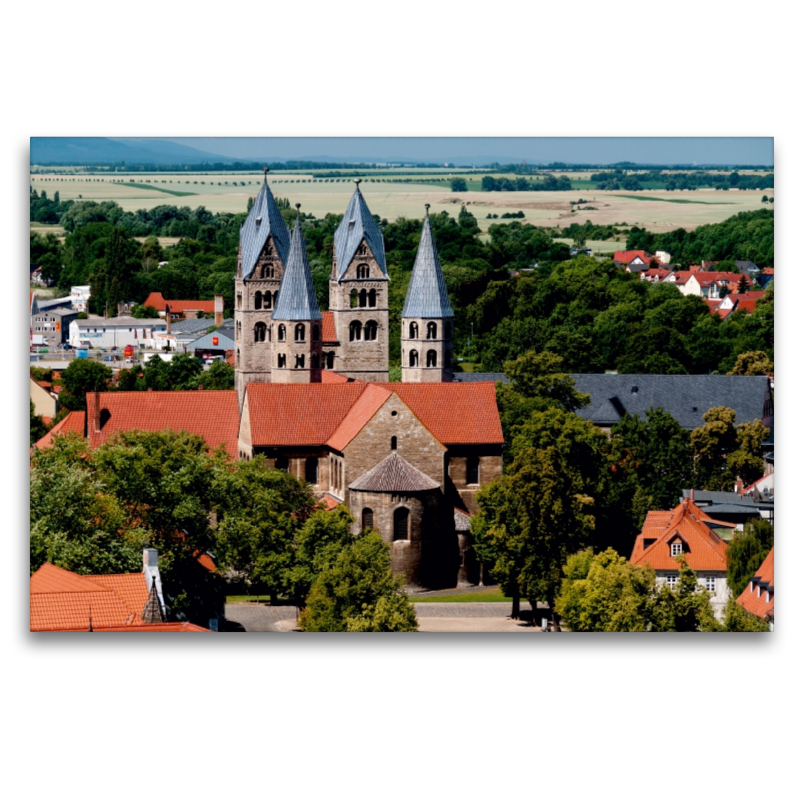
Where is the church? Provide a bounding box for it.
[45,177,505,589]
[232,176,503,587]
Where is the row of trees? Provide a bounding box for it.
[590,169,774,192]
[30,430,417,631]
[481,175,572,192]
[469,351,771,621]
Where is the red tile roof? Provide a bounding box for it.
[762,268,774,275]
[727,292,765,315]
[736,547,774,618]
[319,494,341,510]
[320,369,352,383]
[63,622,211,632]
[703,299,734,320]
[86,391,240,458]
[143,292,215,314]
[630,500,732,572]
[692,272,751,288]
[640,268,671,281]
[34,411,86,449]
[30,563,149,631]
[614,250,657,265]
[327,384,393,451]
[246,382,504,448]
[321,311,338,343]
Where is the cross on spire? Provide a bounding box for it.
[354,178,362,188]
[263,167,269,181]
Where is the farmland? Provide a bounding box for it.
[30,169,773,235]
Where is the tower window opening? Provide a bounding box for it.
[362,508,374,532]
[254,291,262,310]
[295,323,305,342]
[278,324,286,341]
[350,320,362,341]
[237,293,242,309]
[393,507,409,541]
[277,353,286,368]
[295,354,305,369]
[409,349,419,367]
[357,264,370,279]
[305,457,318,485]
[359,289,367,308]
[350,289,358,308]
[391,436,397,451]
[426,349,437,367]
[364,320,378,341]
[264,292,272,310]
[409,322,418,339]
[268,325,272,342]
[427,321,437,339]
[368,288,376,307]
[326,352,334,369]
[311,353,320,369]
[312,324,320,342]
[467,455,480,485]
[273,291,279,307]
[254,322,266,342]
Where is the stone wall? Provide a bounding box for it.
[445,444,504,515]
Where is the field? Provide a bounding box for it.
[30,170,773,234]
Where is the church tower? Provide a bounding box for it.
[235,171,292,407]
[329,181,389,381]
[270,207,323,384]
[401,206,455,383]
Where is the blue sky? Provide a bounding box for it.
[164,136,773,165]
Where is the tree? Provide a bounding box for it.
[721,597,770,632]
[726,518,774,598]
[30,400,48,445]
[131,304,160,319]
[648,557,720,632]
[168,353,203,390]
[727,350,773,376]
[188,359,235,390]
[555,549,656,632]
[299,531,417,632]
[691,406,738,490]
[451,177,468,192]
[727,419,770,486]
[59,359,112,411]
[476,407,607,623]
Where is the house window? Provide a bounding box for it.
[275,455,288,471]
[670,542,682,557]
[467,456,480,485]
[665,573,679,589]
[362,508,374,531]
[764,591,770,603]
[305,457,318,485]
[705,576,716,593]
[393,507,409,541]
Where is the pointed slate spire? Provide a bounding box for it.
[333,182,388,280]
[141,575,165,624]
[402,206,454,319]
[239,170,291,279]
[271,209,323,321]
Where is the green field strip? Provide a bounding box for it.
[120,182,197,197]
[614,194,734,205]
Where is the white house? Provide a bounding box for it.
[68,317,168,350]
[71,286,91,312]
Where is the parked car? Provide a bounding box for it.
[102,355,113,362]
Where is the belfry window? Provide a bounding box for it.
[264,292,272,310]
[277,353,286,368]
[409,349,419,367]
[350,289,358,308]
[426,350,437,368]
[409,322,418,339]
[312,324,320,342]
[357,264,370,279]
[364,320,378,341]
[254,291,262,310]
[368,289,376,308]
[254,322,266,342]
[295,323,305,342]
[295,354,305,369]
[427,322,437,339]
[350,320,362,341]
[278,324,286,341]
[359,289,367,308]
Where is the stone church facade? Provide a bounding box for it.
[234,178,503,588]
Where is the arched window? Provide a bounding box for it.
[295,323,305,342]
[278,324,286,341]
[368,289,376,308]
[349,320,362,341]
[364,320,378,341]
[357,264,370,279]
[305,457,318,485]
[427,350,437,367]
[254,322,266,342]
[237,293,242,309]
[236,348,240,363]
[326,351,335,369]
[275,455,288,471]
[445,350,452,367]
[467,455,480,485]
[350,289,358,308]
[391,436,397,451]
[362,508,374,532]
[312,324,320,342]
[254,291,262,310]
[444,321,452,338]
[409,322,418,339]
[264,292,272,310]
[359,289,367,308]
[311,352,320,369]
[277,353,286,368]
[427,321,437,339]
[393,507,409,541]
[409,349,419,367]
[295,354,305,368]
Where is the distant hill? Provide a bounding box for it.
[30,137,235,165]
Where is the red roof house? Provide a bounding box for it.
[142,292,216,317]
[736,547,774,622]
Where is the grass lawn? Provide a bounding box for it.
[412,588,513,603]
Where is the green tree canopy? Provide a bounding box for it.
[59,359,112,411]
[726,518,774,598]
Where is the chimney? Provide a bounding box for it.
[165,304,171,335]
[690,488,695,503]
[214,295,224,328]
[735,478,743,494]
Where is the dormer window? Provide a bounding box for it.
[670,541,683,557]
[764,591,770,603]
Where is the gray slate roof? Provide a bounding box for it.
[239,178,291,280]
[271,215,322,322]
[333,186,387,280]
[681,490,772,509]
[453,373,509,383]
[571,374,771,430]
[402,211,454,319]
[170,317,231,336]
[349,452,439,493]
